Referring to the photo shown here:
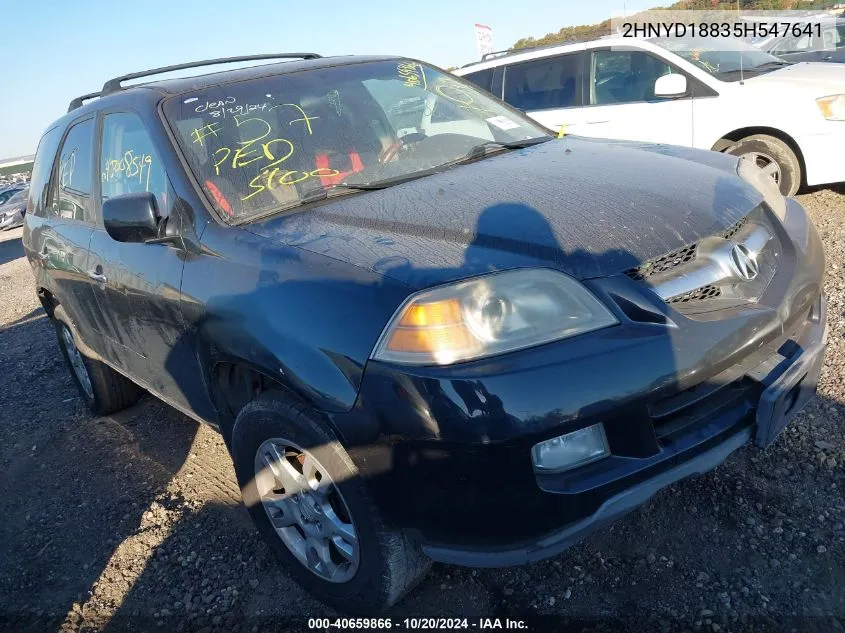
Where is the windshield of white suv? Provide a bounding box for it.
[652,37,791,81]
[163,60,552,222]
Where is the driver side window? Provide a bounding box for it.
[590,50,675,105]
[100,112,168,213]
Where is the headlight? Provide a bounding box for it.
[371,268,618,366]
[817,95,845,121]
[737,156,787,220]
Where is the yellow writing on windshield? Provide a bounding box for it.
[433,79,496,117]
[241,168,341,202]
[211,116,296,176]
[268,103,319,135]
[397,61,427,89]
[191,122,223,146]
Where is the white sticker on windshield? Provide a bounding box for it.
[486,115,520,131]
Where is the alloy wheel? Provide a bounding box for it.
[61,326,94,400]
[254,438,360,583]
[741,151,782,186]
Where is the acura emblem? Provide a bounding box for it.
[730,244,759,281]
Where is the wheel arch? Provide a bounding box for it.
[711,126,806,186]
[36,286,58,319]
[208,358,334,445]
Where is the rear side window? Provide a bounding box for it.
[49,118,95,223]
[100,112,168,210]
[462,68,494,92]
[28,126,63,217]
[503,53,582,111]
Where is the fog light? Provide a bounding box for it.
[531,423,610,473]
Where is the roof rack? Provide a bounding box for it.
[100,53,322,96]
[481,49,513,61]
[460,39,593,69]
[67,92,101,113]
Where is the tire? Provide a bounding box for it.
[53,309,142,416]
[231,392,431,614]
[725,134,802,197]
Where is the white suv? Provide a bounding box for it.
[454,36,845,196]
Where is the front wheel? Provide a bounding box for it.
[725,134,802,197]
[231,392,431,614]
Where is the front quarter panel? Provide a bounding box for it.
[181,220,412,422]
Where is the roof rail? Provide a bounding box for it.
[461,39,593,69]
[67,92,101,113]
[481,48,513,61]
[100,53,322,96]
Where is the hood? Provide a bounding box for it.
[244,136,763,289]
[748,62,845,94]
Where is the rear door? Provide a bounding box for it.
[88,110,189,396]
[500,49,588,135]
[581,47,694,145]
[39,118,108,355]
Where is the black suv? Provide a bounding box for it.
[24,53,826,613]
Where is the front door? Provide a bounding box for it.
[88,111,190,398]
[581,48,694,146]
[41,117,108,356]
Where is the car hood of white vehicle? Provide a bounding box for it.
[748,62,845,95]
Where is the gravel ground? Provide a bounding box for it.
[0,187,843,633]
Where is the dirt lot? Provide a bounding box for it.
[0,188,844,633]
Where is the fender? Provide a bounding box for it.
[182,220,414,418]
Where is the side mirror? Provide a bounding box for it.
[103,192,159,243]
[654,74,688,98]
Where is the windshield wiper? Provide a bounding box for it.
[233,184,375,225]
[459,137,553,162]
[296,183,383,205]
[718,60,793,77]
[752,60,793,69]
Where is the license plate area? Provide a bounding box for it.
[754,346,823,448]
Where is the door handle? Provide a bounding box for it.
[586,119,609,124]
[88,269,107,283]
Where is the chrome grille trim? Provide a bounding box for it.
[646,224,773,301]
[624,243,697,281]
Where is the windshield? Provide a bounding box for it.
[652,37,789,80]
[163,60,551,222]
[5,189,28,205]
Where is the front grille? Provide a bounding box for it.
[650,377,754,442]
[623,211,776,308]
[666,284,722,304]
[624,243,697,281]
[721,216,748,240]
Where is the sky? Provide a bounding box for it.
[0,0,657,157]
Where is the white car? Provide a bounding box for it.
[454,36,845,196]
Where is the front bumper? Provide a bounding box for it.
[339,198,826,565]
[0,209,23,230]
[425,293,827,566]
[796,123,845,187]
